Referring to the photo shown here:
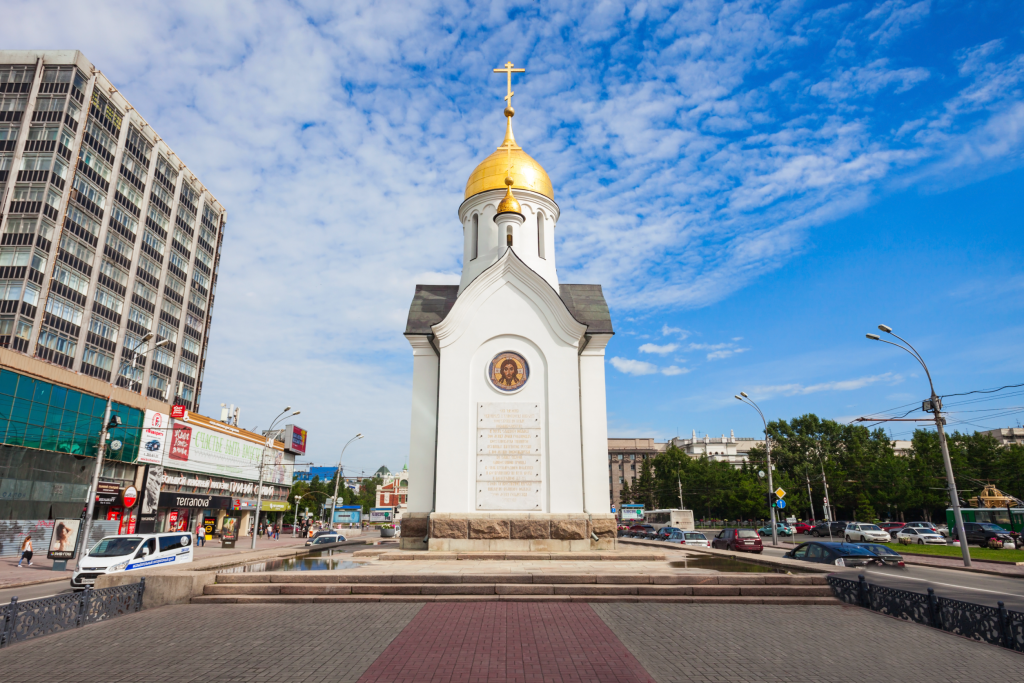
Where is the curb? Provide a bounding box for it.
[0,574,72,590]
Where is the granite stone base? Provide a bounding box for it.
[402,512,617,552]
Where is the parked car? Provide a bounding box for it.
[935,524,950,537]
[844,523,892,543]
[655,526,683,542]
[793,522,815,534]
[878,522,906,537]
[782,541,879,567]
[810,521,847,538]
[711,528,763,553]
[854,543,906,568]
[905,521,939,533]
[305,533,346,546]
[952,522,1015,548]
[757,523,794,537]
[627,524,655,538]
[895,527,946,545]
[667,531,710,547]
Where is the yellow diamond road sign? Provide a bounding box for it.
[775,488,786,498]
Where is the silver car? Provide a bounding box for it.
[895,527,946,545]
[844,523,892,543]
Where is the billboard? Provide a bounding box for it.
[369,508,393,523]
[284,424,307,455]
[166,412,287,483]
[620,505,644,521]
[136,410,169,465]
[47,519,81,560]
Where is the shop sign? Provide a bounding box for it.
[170,405,188,419]
[167,412,288,483]
[96,482,121,506]
[158,492,232,509]
[221,517,240,541]
[236,500,257,510]
[260,500,290,512]
[284,424,307,455]
[332,508,361,524]
[202,516,216,537]
[369,508,393,523]
[137,410,170,465]
[122,486,138,508]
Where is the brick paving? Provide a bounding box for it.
[356,603,655,683]
[592,603,1023,682]
[0,603,421,683]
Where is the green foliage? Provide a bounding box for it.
[619,478,633,505]
[640,414,1023,524]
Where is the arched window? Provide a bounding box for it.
[471,214,479,260]
[506,229,513,247]
[537,213,546,259]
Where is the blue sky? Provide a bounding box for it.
[4,1,1023,473]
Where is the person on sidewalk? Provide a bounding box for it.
[196,524,205,547]
[17,534,33,567]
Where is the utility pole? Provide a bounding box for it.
[735,393,778,547]
[865,325,971,567]
[805,470,815,523]
[78,398,113,568]
[677,469,684,509]
[251,407,300,549]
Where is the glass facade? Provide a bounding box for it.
[0,368,143,461]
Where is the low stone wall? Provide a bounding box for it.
[401,512,617,552]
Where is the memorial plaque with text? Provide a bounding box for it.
[476,402,543,510]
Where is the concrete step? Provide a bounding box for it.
[350,551,666,561]
[192,593,840,605]
[203,581,834,597]
[215,572,828,586]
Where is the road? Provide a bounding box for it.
[759,543,1024,610]
[0,578,75,603]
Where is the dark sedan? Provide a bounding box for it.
[809,521,848,538]
[782,541,879,567]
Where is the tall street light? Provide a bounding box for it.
[330,434,364,528]
[79,333,168,568]
[251,407,300,549]
[866,325,971,567]
[736,392,779,547]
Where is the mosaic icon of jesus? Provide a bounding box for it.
[488,351,529,392]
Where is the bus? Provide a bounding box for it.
[642,509,695,531]
[946,507,1023,533]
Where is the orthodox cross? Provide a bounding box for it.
[493,61,525,108]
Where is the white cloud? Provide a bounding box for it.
[749,373,904,398]
[810,59,930,100]
[661,365,690,376]
[609,357,660,376]
[661,324,690,339]
[707,348,749,361]
[639,343,678,355]
[867,0,931,44]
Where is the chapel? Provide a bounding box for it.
[400,63,617,552]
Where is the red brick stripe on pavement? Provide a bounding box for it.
[356,603,657,683]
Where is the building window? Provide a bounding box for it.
[99,260,128,287]
[537,213,546,259]
[471,214,478,260]
[37,327,77,358]
[618,477,624,484]
[82,346,114,372]
[45,295,84,326]
[60,233,95,267]
[94,287,124,315]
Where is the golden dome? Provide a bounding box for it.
[495,174,522,215]
[465,116,554,201]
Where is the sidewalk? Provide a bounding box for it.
[0,530,380,589]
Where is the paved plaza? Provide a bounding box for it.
[0,601,1019,682]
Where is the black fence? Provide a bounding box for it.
[828,575,1024,651]
[0,579,145,648]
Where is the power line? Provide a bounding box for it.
[940,381,1024,400]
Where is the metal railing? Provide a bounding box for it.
[828,575,1023,651]
[0,579,145,648]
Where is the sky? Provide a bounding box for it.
[3,0,1023,474]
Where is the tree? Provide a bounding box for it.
[636,458,655,510]
[854,493,876,522]
[619,479,633,505]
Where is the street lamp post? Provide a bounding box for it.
[736,393,779,547]
[866,325,971,567]
[329,434,364,529]
[251,407,300,550]
[78,333,168,568]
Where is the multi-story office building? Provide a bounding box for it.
[0,50,224,412]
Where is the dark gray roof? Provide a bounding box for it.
[405,283,613,336]
[404,285,459,335]
[559,284,614,335]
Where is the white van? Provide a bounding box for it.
[71,532,194,589]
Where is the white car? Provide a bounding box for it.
[844,523,892,543]
[71,532,194,590]
[666,531,710,547]
[895,527,946,545]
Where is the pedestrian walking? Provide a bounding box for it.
[196,523,205,547]
[17,534,33,567]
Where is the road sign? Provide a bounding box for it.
[777,500,786,509]
[775,487,786,498]
[758,470,765,479]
